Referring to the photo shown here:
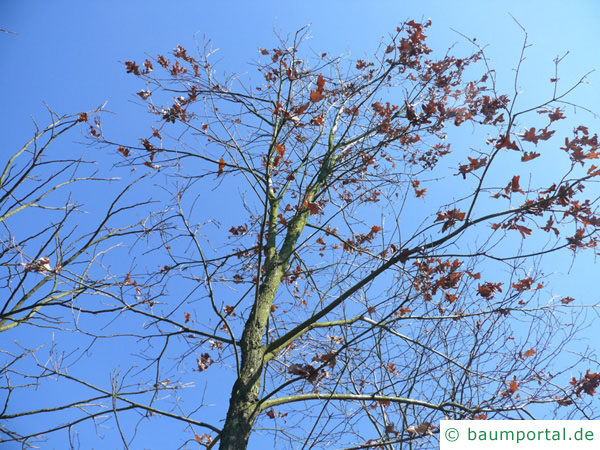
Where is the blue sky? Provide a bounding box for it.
[2,1,600,448]
[3,0,600,137]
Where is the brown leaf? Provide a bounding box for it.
[521,151,540,162]
[435,208,466,232]
[495,134,519,150]
[196,353,214,372]
[548,108,565,123]
[312,352,337,369]
[296,103,310,115]
[125,61,140,75]
[288,363,319,383]
[137,90,152,100]
[309,74,326,102]
[561,296,575,305]
[477,281,503,299]
[512,277,534,292]
[310,90,325,103]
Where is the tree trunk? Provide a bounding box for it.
[219,361,262,449]
[219,262,285,449]
[220,167,322,448]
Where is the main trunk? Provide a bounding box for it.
[219,350,263,449]
[219,263,284,449]
[220,176,320,448]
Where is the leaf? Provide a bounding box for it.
[516,225,532,238]
[506,175,524,194]
[310,74,326,102]
[304,201,321,215]
[521,151,540,162]
[411,179,426,197]
[557,398,573,406]
[500,376,519,397]
[310,114,325,126]
[416,422,437,436]
[312,352,337,369]
[495,134,519,150]
[310,90,325,103]
[522,127,538,144]
[218,157,225,176]
[125,61,140,75]
[274,143,285,166]
[195,434,212,445]
[137,90,151,100]
[435,208,466,232]
[296,102,310,115]
[477,282,503,299]
[229,224,248,235]
[196,353,214,372]
[157,54,169,68]
[288,363,319,383]
[523,348,536,357]
[396,307,412,316]
[457,157,487,179]
[444,293,457,303]
[548,108,565,123]
[512,277,534,292]
[538,128,555,141]
[316,74,325,91]
[140,138,154,151]
[21,256,53,274]
[561,296,575,305]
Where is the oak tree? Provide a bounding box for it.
[3,21,600,449]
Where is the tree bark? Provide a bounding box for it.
[219,254,286,449]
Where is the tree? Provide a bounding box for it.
[0,109,158,442]
[0,109,157,335]
[3,20,600,449]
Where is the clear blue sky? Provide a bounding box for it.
[2,1,600,448]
